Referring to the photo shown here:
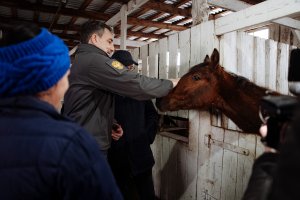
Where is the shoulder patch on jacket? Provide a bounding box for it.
[106,59,127,74]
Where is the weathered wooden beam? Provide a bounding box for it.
[146,0,191,17]
[215,0,300,35]
[176,0,192,8]
[210,0,300,31]
[0,16,164,40]
[106,0,150,26]
[120,5,128,49]
[0,0,186,32]
[0,0,110,21]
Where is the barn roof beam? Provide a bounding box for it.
[0,16,164,40]
[210,0,300,31]
[215,0,300,35]
[0,0,186,32]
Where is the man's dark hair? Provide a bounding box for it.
[80,21,113,44]
[0,22,41,46]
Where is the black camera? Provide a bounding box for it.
[260,49,300,150]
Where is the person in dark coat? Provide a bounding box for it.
[108,50,158,200]
[243,49,300,200]
[0,22,122,200]
[62,21,175,157]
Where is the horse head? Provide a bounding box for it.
[157,48,272,133]
[157,48,222,112]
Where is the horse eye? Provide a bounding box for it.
[192,74,201,81]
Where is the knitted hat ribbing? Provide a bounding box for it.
[0,28,70,97]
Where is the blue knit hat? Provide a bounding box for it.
[0,28,70,97]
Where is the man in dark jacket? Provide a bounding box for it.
[63,21,174,157]
[0,22,122,200]
[108,50,158,200]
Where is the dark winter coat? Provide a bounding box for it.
[108,96,158,176]
[0,96,123,200]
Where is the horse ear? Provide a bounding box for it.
[210,48,220,67]
[204,55,210,63]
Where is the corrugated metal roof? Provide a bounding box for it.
[43,0,61,7]
[142,27,159,33]
[138,10,157,19]
[39,12,54,23]
[131,26,145,32]
[74,17,89,25]
[104,2,122,15]
[18,9,34,20]
[66,0,85,9]
[85,0,107,11]
[57,15,72,24]
[164,15,185,23]
[0,0,265,49]
[0,6,11,17]
[153,13,170,21]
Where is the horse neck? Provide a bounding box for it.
[214,69,267,133]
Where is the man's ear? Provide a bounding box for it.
[88,33,97,45]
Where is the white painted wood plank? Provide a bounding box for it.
[141,45,149,76]
[220,130,239,200]
[149,41,159,78]
[276,43,289,94]
[237,32,254,81]
[151,134,163,198]
[208,0,250,11]
[274,17,300,30]
[215,0,300,35]
[220,32,238,131]
[159,38,169,79]
[184,112,200,200]
[167,33,180,117]
[255,135,264,159]
[113,38,147,47]
[195,111,211,199]
[236,134,256,200]
[178,29,191,77]
[206,126,224,200]
[161,137,170,200]
[176,143,188,200]
[190,24,202,67]
[168,33,179,79]
[254,37,266,87]
[265,40,278,91]
[178,29,191,119]
[167,139,178,199]
[120,5,127,50]
[131,48,140,73]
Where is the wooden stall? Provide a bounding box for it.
[131,0,300,199]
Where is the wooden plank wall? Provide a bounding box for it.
[131,20,291,200]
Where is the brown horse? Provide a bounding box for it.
[156,49,277,134]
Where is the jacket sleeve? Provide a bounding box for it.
[144,100,159,144]
[242,153,278,200]
[88,57,173,100]
[57,128,123,200]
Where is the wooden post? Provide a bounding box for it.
[192,0,209,26]
[120,5,127,50]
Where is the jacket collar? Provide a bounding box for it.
[0,96,65,120]
[76,44,109,57]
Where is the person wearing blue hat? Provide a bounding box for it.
[0,22,122,200]
[108,50,157,200]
